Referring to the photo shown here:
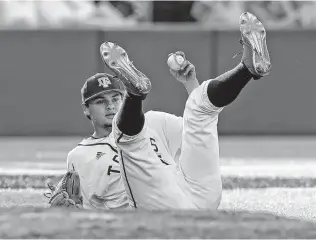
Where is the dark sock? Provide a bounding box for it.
[117,93,145,136]
[207,63,253,108]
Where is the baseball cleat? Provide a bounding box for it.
[240,12,271,79]
[100,42,151,96]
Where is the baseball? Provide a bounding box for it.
[167,53,185,71]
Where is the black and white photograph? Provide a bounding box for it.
[0,0,315,238]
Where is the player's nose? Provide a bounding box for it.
[106,102,115,110]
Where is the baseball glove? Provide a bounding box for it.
[44,170,83,208]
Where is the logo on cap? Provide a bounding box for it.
[98,77,111,88]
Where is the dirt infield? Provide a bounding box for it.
[0,207,316,239]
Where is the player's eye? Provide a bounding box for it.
[112,98,119,103]
[96,99,107,104]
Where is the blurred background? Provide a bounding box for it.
[0,0,315,136]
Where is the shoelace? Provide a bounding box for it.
[233,38,261,59]
[233,39,244,59]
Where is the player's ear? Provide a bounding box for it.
[120,91,126,100]
[82,103,91,120]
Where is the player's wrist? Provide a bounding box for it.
[186,77,198,83]
[183,78,199,95]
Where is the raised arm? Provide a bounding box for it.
[168,51,200,95]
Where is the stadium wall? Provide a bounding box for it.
[0,28,314,135]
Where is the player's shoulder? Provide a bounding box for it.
[144,110,166,125]
[145,110,181,122]
[68,137,110,157]
[67,139,85,160]
[67,145,81,166]
[77,136,113,146]
[145,110,169,120]
[67,138,92,169]
[144,110,182,133]
[71,135,117,155]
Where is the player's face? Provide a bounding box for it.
[87,91,123,127]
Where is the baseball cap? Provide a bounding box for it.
[81,73,125,104]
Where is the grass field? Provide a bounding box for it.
[0,136,316,238]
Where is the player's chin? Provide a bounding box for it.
[102,118,114,127]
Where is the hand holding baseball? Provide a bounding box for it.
[167,51,197,83]
[167,52,186,71]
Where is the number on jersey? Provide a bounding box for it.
[150,137,169,165]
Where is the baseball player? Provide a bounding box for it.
[65,73,130,209]
[64,68,198,209]
[100,12,271,209]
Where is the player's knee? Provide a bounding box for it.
[193,180,222,210]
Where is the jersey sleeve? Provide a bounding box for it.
[66,150,76,171]
[66,152,72,171]
[145,110,183,160]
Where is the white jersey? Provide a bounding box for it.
[67,135,130,210]
[143,110,183,165]
[113,80,223,210]
[114,110,196,209]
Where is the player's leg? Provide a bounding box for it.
[100,42,195,209]
[206,63,253,108]
[99,41,149,139]
[179,12,271,209]
[207,12,271,108]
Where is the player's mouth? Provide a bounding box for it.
[105,113,116,118]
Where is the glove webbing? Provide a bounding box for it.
[43,171,71,202]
